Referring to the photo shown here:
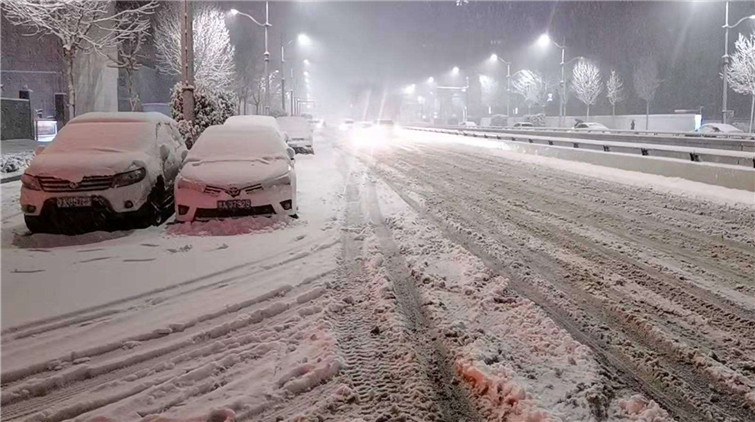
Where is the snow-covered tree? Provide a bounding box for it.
[250,71,282,115]
[2,0,158,117]
[727,33,755,132]
[106,1,154,111]
[633,56,661,130]
[512,70,548,114]
[154,4,235,90]
[605,69,625,118]
[570,60,602,118]
[171,83,238,146]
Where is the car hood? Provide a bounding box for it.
[179,158,291,187]
[26,151,153,182]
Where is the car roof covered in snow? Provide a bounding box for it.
[277,116,312,131]
[224,115,280,129]
[68,112,175,125]
[188,125,288,161]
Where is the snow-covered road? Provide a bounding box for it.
[1,128,753,422]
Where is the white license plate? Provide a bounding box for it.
[56,197,92,208]
[218,199,252,210]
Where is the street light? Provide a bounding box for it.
[537,32,566,126]
[721,2,755,124]
[231,5,272,115]
[427,76,435,84]
[281,32,310,114]
[451,66,460,75]
[489,53,513,118]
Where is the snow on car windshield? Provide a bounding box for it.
[187,125,287,161]
[44,122,155,154]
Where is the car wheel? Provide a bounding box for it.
[138,181,172,227]
[24,215,49,234]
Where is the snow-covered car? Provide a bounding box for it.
[20,112,187,234]
[696,123,744,135]
[459,121,477,127]
[225,115,285,136]
[512,122,534,128]
[174,125,297,221]
[574,122,609,130]
[277,116,314,154]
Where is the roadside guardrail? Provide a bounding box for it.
[413,125,755,152]
[409,127,755,168]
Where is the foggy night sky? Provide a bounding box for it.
[224,1,755,119]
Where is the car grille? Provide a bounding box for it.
[38,175,114,192]
[203,184,263,196]
[194,204,275,219]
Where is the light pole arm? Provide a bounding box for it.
[234,10,268,28]
[724,15,755,29]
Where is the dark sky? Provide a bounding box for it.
[225,1,755,119]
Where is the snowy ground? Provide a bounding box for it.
[1,128,753,422]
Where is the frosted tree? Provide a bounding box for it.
[633,56,661,130]
[2,0,158,117]
[571,60,602,118]
[511,70,548,114]
[106,2,154,111]
[605,69,625,119]
[154,4,235,90]
[250,71,282,115]
[727,33,755,132]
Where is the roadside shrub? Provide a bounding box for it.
[171,83,239,145]
[490,114,508,127]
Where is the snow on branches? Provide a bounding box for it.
[511,70,548,113]
[605,69,624,117]
[570,60,602,118]
[2,0,158,117]
[727,33,755,131]
[155,4,235,90]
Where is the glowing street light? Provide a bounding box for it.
[537,33,551,48]
[297,33,312,45]
[404,84,416,95]
[303,59,310,66]
[489,53,498,62]
[451,66,460,75]
[427,76,435,83]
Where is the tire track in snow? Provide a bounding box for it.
[359,145,755,422]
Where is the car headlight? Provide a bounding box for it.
[112,167,146,188]
[176,176,205,192]
[267,173,291,186]
[20,174,41,191]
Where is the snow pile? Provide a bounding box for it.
[167,216,291,236]
[1,151,33,173]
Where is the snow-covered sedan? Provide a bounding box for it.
[574,122,609,130]
[20,112,187,234]
[696,123,744,135]
[278,116,314,154]
[174,125,297,221]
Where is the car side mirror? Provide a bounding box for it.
[287,147,296,160]
[160,144,170,161]
[34,146,45,155]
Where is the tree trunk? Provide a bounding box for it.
[749,95,754,133]
[126,68,141,112]
[645,100,650,130]
[65,50,76,119]
[612,103,616,129]
[586,104,590,119]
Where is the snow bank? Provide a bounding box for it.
[167,216,291,237]
[2,151,33,173]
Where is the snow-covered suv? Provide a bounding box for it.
[20,112,187,233]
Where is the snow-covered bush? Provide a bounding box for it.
[171,83,238,146]
[490,114,508,127]
[1,151,34,173]
[524,113,546,127]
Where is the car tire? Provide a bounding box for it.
[137,180,172,228]
[24,215,49,234]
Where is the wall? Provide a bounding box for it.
[1,98,33,140]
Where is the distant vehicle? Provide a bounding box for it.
[174,125,297,221]
[696,123,744,135]
[459,121,477,127]
[574,122,609,130]
[278,116,315,154]
[20,112,187,234]
[512,122,534,128]
[339,119,355,131]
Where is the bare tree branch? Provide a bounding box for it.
[571,60,602,118]
[727,33,755,131]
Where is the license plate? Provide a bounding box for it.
[56,197,92,208]
[218,199,252,209]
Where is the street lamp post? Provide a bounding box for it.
[722,4,755,124]
[537,34,566,127]
[281,34,310,115]
[231,5,271,115]
[180,0,194,123]
[490,54,513,119]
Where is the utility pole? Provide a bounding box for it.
[723,1,730,124]
[280,32,287,113]
[264,2,270,115]
[180,0,194,123]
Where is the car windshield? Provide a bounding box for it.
[187,126,286,162]
[45,122,155,154]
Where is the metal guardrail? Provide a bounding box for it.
[408,127,755,168]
